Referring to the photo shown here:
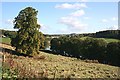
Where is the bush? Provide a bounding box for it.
[82,38,107,61]
[106,42,120,66]
[4,31,17,38]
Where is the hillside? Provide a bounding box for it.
[0,43,120,78]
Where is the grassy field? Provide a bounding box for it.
[1,43,120,78]
[80,37,120,43]
[0,37,119,45]
[0,37,11,44]
[101,38,120,43]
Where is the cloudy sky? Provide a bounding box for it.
[1,1,118,34]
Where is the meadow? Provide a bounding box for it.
[1,43,120,78]
[80,37,120,43]
[0,37,120,45]
[0,37,120,78]
[0,37,11,45]
[96,38,120,43]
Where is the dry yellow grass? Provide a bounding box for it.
[1,43,120,78]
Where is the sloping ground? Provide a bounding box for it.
[0,38,11,45]
[0,43,120,78]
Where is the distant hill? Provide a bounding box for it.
[1,29,120,39]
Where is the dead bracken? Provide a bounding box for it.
[1,43,120,78]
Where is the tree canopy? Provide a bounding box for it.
[11,7,41,56]
[50,36,120,66]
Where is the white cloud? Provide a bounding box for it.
[56,2,88,33]
[111,17,118,21]
[4,19,13,25]
[37,21,47,30]
[59,16,88,31]
[81,0,87,2]
[40,24,51,34]
[107,25,118,30]
[37,20,50,33]
[55,3,87,9]
[70,10,85,17]
[101,19,108,23]
[83,17,90,20]
[102,17,118,23]
[58,28,70,33]
[41,24,49,31]
[40,24,47,30]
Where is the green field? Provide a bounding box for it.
[80,37,120,43]
[101,38,120,43]
[0,37,119,45]
[0,37,11,44]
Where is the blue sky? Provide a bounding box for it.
[1,2,118,34]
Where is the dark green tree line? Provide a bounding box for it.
[50,36,120,66]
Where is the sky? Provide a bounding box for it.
[0,1,119,34]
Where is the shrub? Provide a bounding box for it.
[106,42,120,66]
[81,38,107,61]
